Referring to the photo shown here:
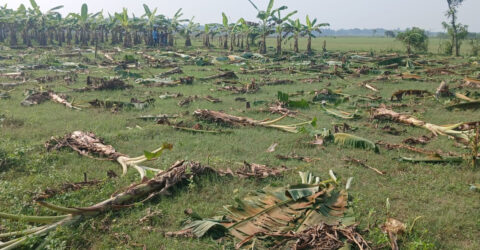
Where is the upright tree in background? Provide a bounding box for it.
[247,0,278,54]
[284,18,305,53]
[445,0,466,56]
[271,6,297,55]
[304,15,329,54]
[396,27,429,54]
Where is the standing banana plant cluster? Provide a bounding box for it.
[0,0,329,54]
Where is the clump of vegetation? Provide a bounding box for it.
[396,27,429,54]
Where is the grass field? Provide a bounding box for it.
[1,37,480,249]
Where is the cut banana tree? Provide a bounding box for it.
[0,161,210,250]
[45,131,172,180]
[194,109,313,133]
[373,106,472,144]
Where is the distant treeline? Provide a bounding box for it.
[318,28,479,38]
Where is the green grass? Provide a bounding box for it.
[1,37,480,249]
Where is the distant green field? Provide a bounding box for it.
[257,37,472,55]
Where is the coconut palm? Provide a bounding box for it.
[303,15,329,54]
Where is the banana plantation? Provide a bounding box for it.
[0,0,479,249]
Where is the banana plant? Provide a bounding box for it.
[247,0,281,54]
[67,3,100,46]
[283,18,305,53]
[142,4,158,46]
[180,17,199,47]
[271,6,297,55]
[114,8,132,47]
[166,8,188,46]
[303,15,329,54]
[238,18,256,51]
[219,13,242,51]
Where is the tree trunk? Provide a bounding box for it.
[260,34,267,54]
[168,33,174,46]
[9,25,17,47]
[276,33,282,55]
[223,35,228,49]
[185,34,192,47]
[294,34,299,53]
[307,36,312,54]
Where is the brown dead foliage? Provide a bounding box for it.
[461,77,480,88]
[262,79,295,86]
[201,71,238,80]
[45,131,125,160]
[381,218,406,250]
[377,141,459,157]
[158,67,183,78]
[204,95,221,103]
[193,109,259,127]
[178,96,198,107]
[80,77,132,91]
[21,92,50,106]
[403,135,431,145]
[276,154,320,163]
[343,157,385,175]
[35,178,102,200]
[391,90,431,101]
[216,161,288,179]
[271,223,369,250]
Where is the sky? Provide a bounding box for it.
[3,0,480,32]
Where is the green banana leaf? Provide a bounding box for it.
[323,106,359,119]
[399,155,463,164]
[334,133,380,153]
[176,172,354,245]
[446,101,480,111]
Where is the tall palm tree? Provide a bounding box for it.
[303,15,329,54]
[247,0,286,54]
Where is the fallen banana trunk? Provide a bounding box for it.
[21,91,81,110]
[45,131,172,180]
[373,106,471,144]
[0,161,211,250]
[193,109,312,133]
[48,92,81,110]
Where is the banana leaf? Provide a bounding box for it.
[334,133,380,153]
[323,107,359,120]
[175,172,354,245]
[399,155,463,164]
[446,101,480,111]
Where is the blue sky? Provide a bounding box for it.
[4,0,480,32]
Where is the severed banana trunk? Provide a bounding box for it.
[45,131,172,180]
[193,109,311,133]
[373,106,471,143]
[0,161,210,250]
[48,91,81,110]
